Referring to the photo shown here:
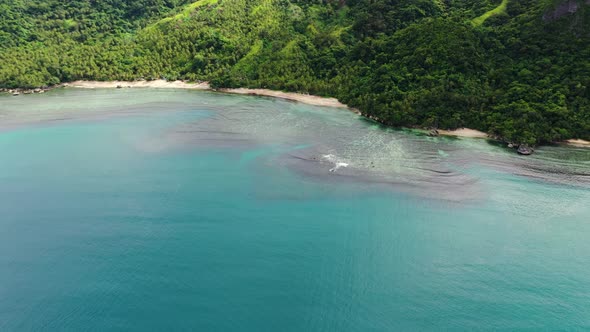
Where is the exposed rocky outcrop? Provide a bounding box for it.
[543,0,590,21]
[517,144,534,155]
[427,129,439,137]
[1,87,52,96]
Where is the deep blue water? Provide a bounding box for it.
[0,89,589,331]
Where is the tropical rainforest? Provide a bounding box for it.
[0,0,589,144]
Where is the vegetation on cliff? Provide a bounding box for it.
[1,0,589,144]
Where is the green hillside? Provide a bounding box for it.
[472,0,509,26]
[1,0,589,145]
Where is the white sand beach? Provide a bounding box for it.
[437,128,489,139]
[564,139,590,148]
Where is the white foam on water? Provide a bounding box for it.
[329,162,349,172]
[322,154,349,172]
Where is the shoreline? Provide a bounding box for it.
[2,80,588,148]
[68,80,211,90]
[564,139,590,148]
[68,80,352,109]
[217,87,351,109]
[436,128,489,139]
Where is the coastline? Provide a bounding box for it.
[217,88,351,109]
[68,80,211,90]
[3,80,589,147]
[564,139,590,148]
[437,128,489,139]
[68,80,352,109]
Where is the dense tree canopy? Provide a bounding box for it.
[1,0,589,144]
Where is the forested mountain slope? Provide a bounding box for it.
[1,0,589,144]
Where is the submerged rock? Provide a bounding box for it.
[427,129,439,137]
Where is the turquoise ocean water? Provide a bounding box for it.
[0,89,589,331]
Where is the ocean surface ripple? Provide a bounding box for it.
[0,89,589,331]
